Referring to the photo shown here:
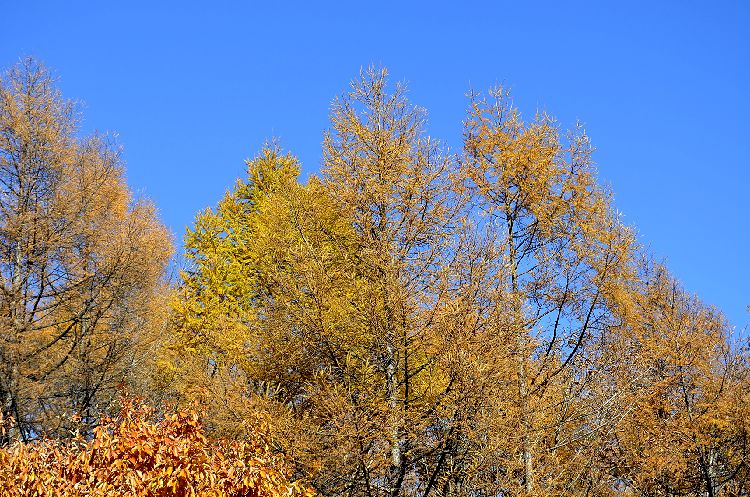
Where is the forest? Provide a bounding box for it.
[0,58,748,497]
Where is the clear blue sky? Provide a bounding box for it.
[2,1,748,330]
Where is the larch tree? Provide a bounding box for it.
[599,262,750,496]
[0,59,172,442]
[317,67,509,497]
[460,88,638,496]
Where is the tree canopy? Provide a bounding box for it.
[165,68,750,497]
[1,60,748,497]
[0,59,172,442]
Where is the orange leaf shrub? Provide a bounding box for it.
[0,399,312,497]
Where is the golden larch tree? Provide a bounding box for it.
[0,59,172,441]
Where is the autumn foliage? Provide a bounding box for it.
[0,398,312,497]
[1,58,749,496]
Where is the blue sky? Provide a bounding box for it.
[2,1,748,330]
